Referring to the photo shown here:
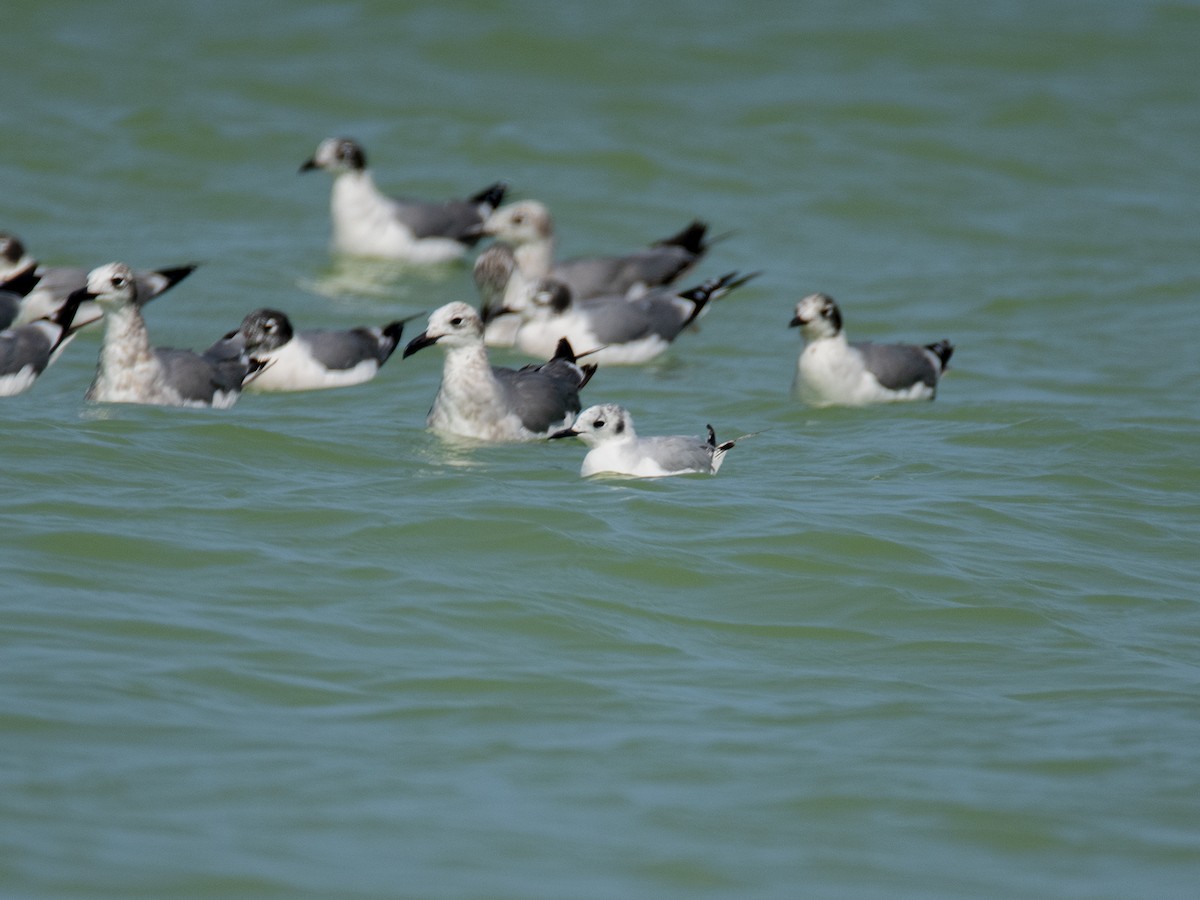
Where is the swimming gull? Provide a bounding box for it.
[0,232,196,328]
[300,137,507,263]
[506,270,759,365]
[0,293,85,397]
[73,262,262,408]
[550,404,737,477]
[225,307,410,392]
[402,301,596,442]
[789,293,954,406]
[477,199,710,299]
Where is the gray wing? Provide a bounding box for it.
[0,325,55,376]
[389,197,489,243]
[640,435,715,473]
[577,289,689,344]
[155,342,251,403]
[853,341,940,391]
[553,246,696,300]
[492,364,583,435]
[300,328,394,370]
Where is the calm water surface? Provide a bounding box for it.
[3,1,1199,897]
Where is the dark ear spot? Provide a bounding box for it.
[826,302,842,332]
[614,420,625,435]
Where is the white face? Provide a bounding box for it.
[424,302,484,347]
[791,293,842,340]
[571,404,632,446]
[86,262,138,307]
[482,200,552,244]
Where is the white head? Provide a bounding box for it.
[300,137,368,174]
[81,262,140,309]
[789,293,843,341]
[403,302,485,357]
[479,200,554,246]
[554,403,635,447]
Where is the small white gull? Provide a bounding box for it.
[300,137,507,263]
[402,302,595,443]
[789,293,954,406]
[551,404,737,478]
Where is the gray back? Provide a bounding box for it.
[854,342,938,391]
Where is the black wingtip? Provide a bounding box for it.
[471,181,508,209]
[155,264,199,292]
[652,219,709,254]
[578,364,598,390]
[925,340,955,370]
[0,264,41,297]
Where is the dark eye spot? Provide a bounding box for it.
[593,419,605,429]
[449,317,463,327]
[512,214,524,225]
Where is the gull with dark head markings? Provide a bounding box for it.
[551,404,738,478]
[226,308,409,392]
[403,301,595,443]
[477,199,710,300]
[0,232,195,329]
[509,270,759,365]
[0,293,85,397]
[300,137,507,263]
[72,262,262,408]
[789,293,954,406]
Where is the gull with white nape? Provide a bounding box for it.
[300,137,507,263]
[551,404,738,478]
[402,302,596,443]
[789,292,954,407]
[477,199,711,300]
[71,262,262,409]
[225,308,412,392]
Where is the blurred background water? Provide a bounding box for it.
[3,1,1199,897]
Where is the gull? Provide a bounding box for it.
[0,293,85,397]
[402,301,595,442]
[789,293,954,406]
[226,308,409,392]
[72,262,262,408]
[550,404,737,478]
[507,270,759,365]
[0,232,196,328]
[477,199,710,299]
[300,137,507,263]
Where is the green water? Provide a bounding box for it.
[4,2,1199,897]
